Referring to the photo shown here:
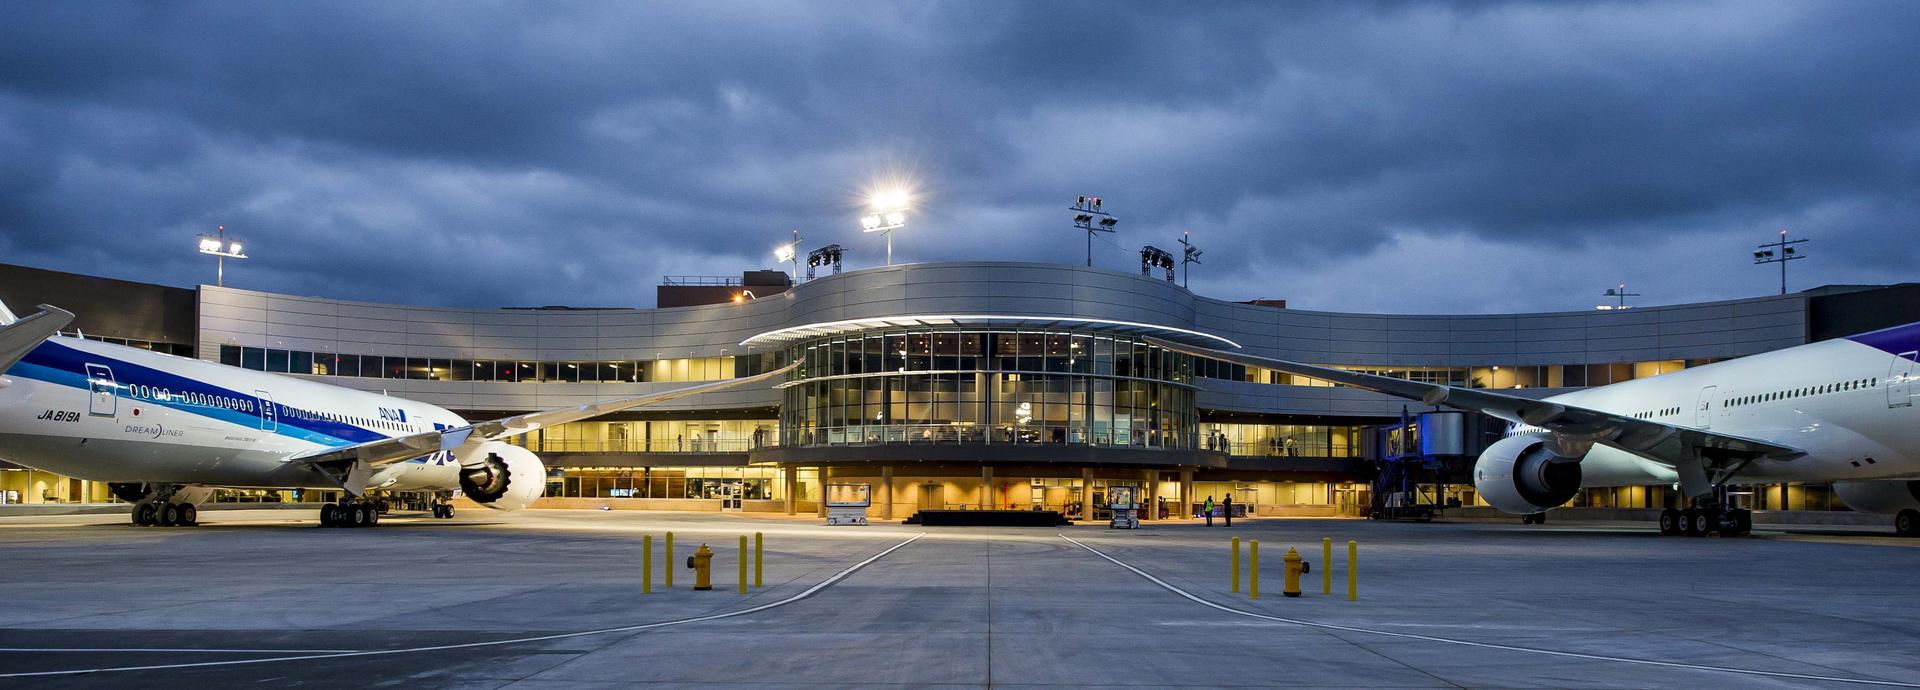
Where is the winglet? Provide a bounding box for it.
[0,304,74,373]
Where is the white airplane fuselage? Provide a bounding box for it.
[0,335,465,492]
[1499,333,1920,498]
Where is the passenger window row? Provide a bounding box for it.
[1630,406,1680,420]
[1724,378,1875,408]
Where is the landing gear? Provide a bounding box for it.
[127,484,200,527]
[430,502,455,519]
[1897,509,1919,537]
[1521,512,1547,525]
[1658,504,1750,537]
[319,501,380,528]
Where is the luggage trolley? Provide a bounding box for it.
[1107,485,1140,529]
[825,483,872,526]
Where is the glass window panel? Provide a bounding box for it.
[220,344,242,367]
[383,357,406,379]
[265,349,289,373]
[335,353,360,378]
[290,351,313,376]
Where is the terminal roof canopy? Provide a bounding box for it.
[740,315,1240,350]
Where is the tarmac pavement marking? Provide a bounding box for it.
[0,532,926,679]
[1059,533,1920,689]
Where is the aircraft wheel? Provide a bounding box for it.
[1897,509,1920,537]
[1687,510,1712,536]
[348,504,370,527]
[158,503,180,527]
[366,506,379,526]
[133,503,157,526]
[1658,509,1679,535]
[441,504,455,519]
[1678,509,1697,535]
[177,503,198,527]
[319,503,339,528]
[1731,509,1752,536]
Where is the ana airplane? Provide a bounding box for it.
[1150,321,1920,537]
[0,301,796,528]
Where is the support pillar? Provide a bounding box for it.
[1179,468,1194,520]
[982,466,994,510]
[816,467,829,518]
[1080,467,1095,521]
[784,466,797,515]
[881,465,894,520]
[1145,470,1159,521]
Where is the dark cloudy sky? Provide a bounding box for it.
[2,1,1916,313]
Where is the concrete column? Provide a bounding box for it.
[1179,468,1194,520]
[982,466,994,510]
[1080,467,1095,521]
[881,465,894,520]
[816,467,829,518]
[784,466,797,515]
[1146,470,1159,521]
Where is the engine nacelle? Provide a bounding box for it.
[1473,434,1584,514]
[1832,480,1920,515]
[455,443,546,512]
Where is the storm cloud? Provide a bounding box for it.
[1,1,1915,313]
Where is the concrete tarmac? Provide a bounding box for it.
[0,509,1916,688]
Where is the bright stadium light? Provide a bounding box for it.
[1069,196,1118,267]
[775,229,803,279]
[862,188,910,266]
[195,224,248,287]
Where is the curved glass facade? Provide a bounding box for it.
[780,328,1199,449]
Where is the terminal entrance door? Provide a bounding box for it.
[720,480,744,511]
[917,483,944,511]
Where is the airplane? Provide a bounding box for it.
[1148,320,1920,537]
[0,300,797,528]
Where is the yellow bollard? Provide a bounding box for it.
[1322,537,1332,595]
[754,532,763,588]
[665,531,674,588]
[1231,537,1241,592]
[642,534,652,594]
[690,543,714,590]
[1347,539,1358,601]
[1249,540,1259,600]
[738,535,748,595]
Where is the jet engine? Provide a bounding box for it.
[1473,434,1585,514]
[456,442,546,511]
[1832,480,1920,515]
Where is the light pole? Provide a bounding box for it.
[1753,228,1809,296]
[1070,196,1118,267]
[775,229,804,281]
[1178,231,1203,288]
[1598,283,1641,310]
[196,225,248,287]
[860,190,909,266]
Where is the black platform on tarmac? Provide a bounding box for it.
[907,510,1073,526]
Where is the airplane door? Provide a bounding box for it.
[1890,352,1918,409]
[1694,385,1717,428]
[84,364,117,417]
[256,390,278,431]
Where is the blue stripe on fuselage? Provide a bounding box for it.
[9,339,384,447]
[1847,321,1920,359]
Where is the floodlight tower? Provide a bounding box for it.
[1752,228,1809,295]
[1140,246,1176,282]
[195,224,248,287]
[807,244,844,280]
[1178,230,1202,288]
[1597,283,1641,310]
[775,229,804,281]
[860,190,909,266]
[1070,196,1118,267]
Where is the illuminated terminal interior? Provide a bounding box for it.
[0,260,1915,519]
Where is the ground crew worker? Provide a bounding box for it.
[1204,495,1215,526]
[1223,494,1234,527]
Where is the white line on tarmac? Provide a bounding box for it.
[1058,534,1920,689]
[0,532,926,679]
[0,648,358,654]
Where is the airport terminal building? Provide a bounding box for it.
[3,261,1917,520]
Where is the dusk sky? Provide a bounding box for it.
[2,1,1915,313]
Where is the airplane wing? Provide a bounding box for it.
[1144,337,1802,491]
[288,360,800,471]
[0,304,75,373]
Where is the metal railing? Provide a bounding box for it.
[788,424,1199,450]
[523,438,773,454]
